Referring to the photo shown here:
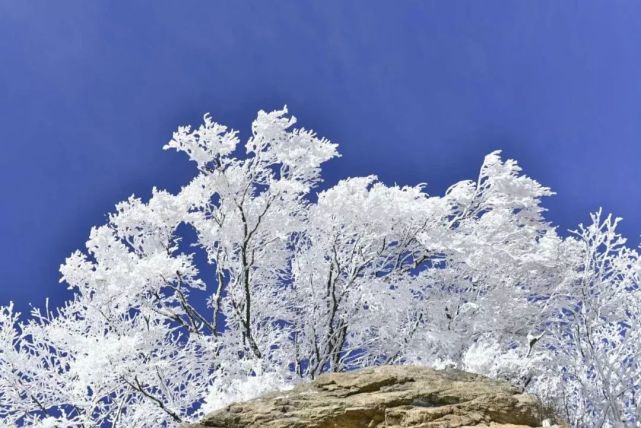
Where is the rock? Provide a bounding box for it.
[187,365,563,428]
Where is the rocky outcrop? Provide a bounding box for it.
[188,365,562,428]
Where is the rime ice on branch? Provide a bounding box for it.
[0,108,639,427]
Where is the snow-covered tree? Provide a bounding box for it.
[0,108,638,427]
[539,211,641,426]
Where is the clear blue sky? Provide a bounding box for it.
[1,1,641,314]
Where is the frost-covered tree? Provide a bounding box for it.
[539,211,641,426]
[0,108,639,427]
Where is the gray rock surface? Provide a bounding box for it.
[188,365,563,427]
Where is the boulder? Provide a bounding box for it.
[188,365,562,428]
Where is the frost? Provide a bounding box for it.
[1,109,639,427]
[203,371,293,413]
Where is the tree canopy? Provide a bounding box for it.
[1,108,640,427]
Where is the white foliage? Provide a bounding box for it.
[202,371,293,414]
[1,109,638,427]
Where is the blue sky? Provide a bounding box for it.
[1,1,640,313]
